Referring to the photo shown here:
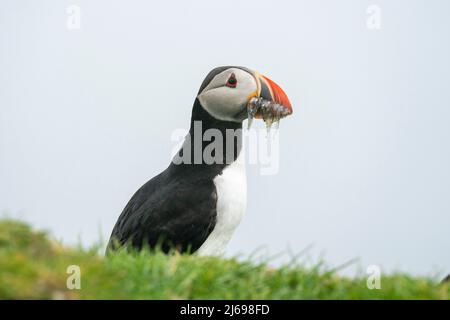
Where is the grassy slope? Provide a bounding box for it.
[0,219,448,300]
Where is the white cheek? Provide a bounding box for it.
[198,82,257,122]
[199,88,245,120]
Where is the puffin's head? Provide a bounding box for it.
[197,66,293,124]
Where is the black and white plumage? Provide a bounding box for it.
[107,66,292,255]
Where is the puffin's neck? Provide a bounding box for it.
[188,99,241,131]
[169,99,243,178]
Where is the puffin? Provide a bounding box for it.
[107,66,292,255]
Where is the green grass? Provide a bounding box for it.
[0,219,448,299]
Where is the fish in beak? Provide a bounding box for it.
[247,71,293,130]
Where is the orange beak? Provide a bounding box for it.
[252,71,293,118]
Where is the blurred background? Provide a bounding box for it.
[1,0,449,276]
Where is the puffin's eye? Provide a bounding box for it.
[226,73,237,88]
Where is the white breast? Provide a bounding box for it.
[197,150,247,256]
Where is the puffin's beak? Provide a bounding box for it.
[250,72,293,119]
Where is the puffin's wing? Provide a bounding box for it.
[107,175,217,253]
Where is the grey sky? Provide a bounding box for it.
[1,0,449,276]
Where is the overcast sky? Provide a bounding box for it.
[1,0,449,277]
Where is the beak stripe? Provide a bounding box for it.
[259,78,273,103]
[251,70,293,115]
[262,75,292,111]
[253,71,262,97]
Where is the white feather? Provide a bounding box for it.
[197,68,257,122]
[197,150,247,256]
